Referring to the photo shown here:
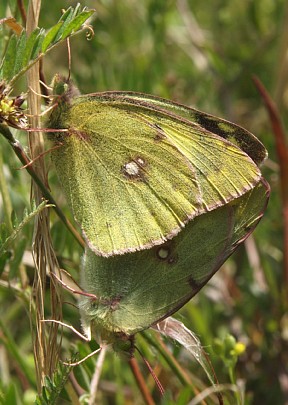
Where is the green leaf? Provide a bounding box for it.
[41,22,63,53]
[0,222,8,245]
[1,34,17,81]
[10,210,19,228]
[12,29,26,77]
[0,6,95,84]
[35,360,74,405]
[30,28,45,60]
[60,10,95,40]
[0,201,51,255]
[23,27,42,65]
[53,6,80,42]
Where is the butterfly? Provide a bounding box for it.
[78,178,269,345]
[48,74,267,257]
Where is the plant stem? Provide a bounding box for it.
[253,76,288,296]
[142,330,194,388]
[0,152,13,234]
[88,346,107,405]
[129,357,155,405]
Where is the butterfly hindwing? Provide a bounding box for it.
[79,178,269,342]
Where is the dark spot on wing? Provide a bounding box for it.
[153,123,166,141]
[187,275,202,291]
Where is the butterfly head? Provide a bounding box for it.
[51,73,80,101]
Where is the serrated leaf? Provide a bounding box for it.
[1,6,95,85]
[61,10,94,40]
[41,22,63,53]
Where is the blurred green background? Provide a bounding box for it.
[0,1,287,404]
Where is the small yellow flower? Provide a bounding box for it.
[233,342,246,356]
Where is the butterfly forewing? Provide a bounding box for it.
[49,80,265,256]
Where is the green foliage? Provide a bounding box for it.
[0,200,50,255]
[0,4,95,84]
[0,1,286,404]
[35,361,74,405]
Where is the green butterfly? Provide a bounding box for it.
[48,75,267,257]
[79,178,269,345]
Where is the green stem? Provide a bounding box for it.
[0,152,13,233]
[227,364,241,405]
[142,331,195,390]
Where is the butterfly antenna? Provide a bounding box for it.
[135,345,165,397]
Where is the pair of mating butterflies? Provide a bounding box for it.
[47,75,269,345]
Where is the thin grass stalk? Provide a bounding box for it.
[129,356,156,405]
[253,76,288,296]
[26,0,62,390]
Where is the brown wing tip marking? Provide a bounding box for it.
[153,123,167,141]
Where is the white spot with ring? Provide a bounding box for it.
[157,247,169,259]
[124,161,140,176]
